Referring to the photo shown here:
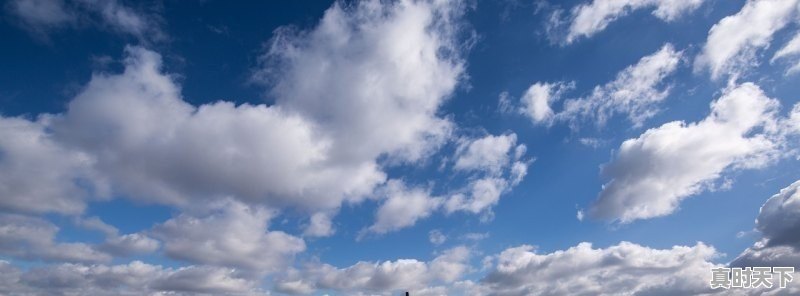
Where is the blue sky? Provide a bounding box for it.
[1,0,800,295]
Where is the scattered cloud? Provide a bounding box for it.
[445,133,530,217]
[152,199,305,274]
[454,133,521,174]
[366,180,444,235]
[0,116,108,215]
[560,43,682,127]
[695,0,799,79]
[0,214,110,264]
[476,241,721,295]
[550,0,707,44]
[519,81,573,125]
[0,260,266,295]
[514,44,681,128]
[275,246,471,295]
[256,0,468,165]
[588,83,785,223]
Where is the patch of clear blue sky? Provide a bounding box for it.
[2,0,799,273]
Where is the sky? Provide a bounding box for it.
[1,0,800,295]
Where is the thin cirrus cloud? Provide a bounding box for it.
[6,0,163,41]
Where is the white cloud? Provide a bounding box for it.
[74,216,118,237]
[518,82,572,125]
[556,0,706,44]
[444,133,530,217]
[0,260,266,295]
[695,0,800,79]
[152,199,305,273]
[99,233,160,257]
[559,43,682,127]
[73,216,159,257]
[366,180,443,235]
[429,229,447,245]
[477,241,721,296]
[789,103,800,134]
[772,31,800,74]
[8,0,468,223]
[454,133,520,174]
[0,0,474,253]
[275,246,471,295]
[303,212,336,238]
[151,265,264,295]
[0,214,110,264]
[52,46,378,212]
[0,116,107,215]
[446,177,509,215]
[588,83,783,223]
[257,0,467,165]
[366,132,530,235]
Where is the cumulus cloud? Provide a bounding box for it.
[0,260,265,295]
[559,43,682,127]
[2,0,471,221]
[0,116,107,215]
[275,246,471,295]
[454,133,521,174]
[445,133,530,217]
[696,0,800,79]
[0,214,110,263]
[99,233,160,257]
[552,0,706,44]
[475,241,721,296]
[0,2,479,287]
[152,199,305,273]
[366,180,443,235]
[257,0,467,165]
[588,83,784,223]
[52,46,372,211]
[518,81,572,125]
[302,212,336,238]
[73,216,159,257]
[733,180,800,268]
[445,177,510,216]
[364,132,530,235]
